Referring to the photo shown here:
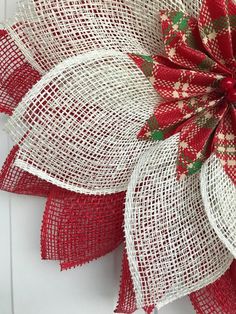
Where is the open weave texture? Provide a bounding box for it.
[0,29,40,115]
[115,250,155,314]
[7,51,157,195]
[41,186,125,270]
[0,30,48,196]
[7,0,202,73]
[0,145,126,269]
[190,262,236,313]
[0,145,52,197]
[115,250,137,314]
[125,134,233,310]
[201,155,236,257]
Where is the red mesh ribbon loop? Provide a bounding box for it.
[115,250,137,314]
[190,261,236,313]
[115,250,155,314]
[0,146,126,271]
[41,187,125,270]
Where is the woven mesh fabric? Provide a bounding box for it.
[125,134,233,310]
[115,250,137,314]
[0,147,125,269]
[190,262,236,313]
[6,0,202,73]
[201,155,236,257]
[0,29,45,195]
[115,250,155,314]
[0,29,40,115]
[41,186,125,270]
[0,145,52,197]
[7,51,158,195]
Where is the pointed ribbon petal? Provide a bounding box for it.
[115,249,138,314]
[7,51,157,195]
[199,0,236,71]
[125,134,232,310]
[41,187,125,270]
[177,100,228,178]
[151,65,221,100]
[131,54,222,101]
[115,250,156,314]
[214,106,236,184]
[160,10,229,74]
[138,92,221,141]
[201,154,236,257]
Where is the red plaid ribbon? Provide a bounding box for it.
[131,0,236,184]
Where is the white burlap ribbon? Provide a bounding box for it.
[125,134,232,309]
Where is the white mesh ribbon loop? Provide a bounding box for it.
[125,134,232,310]
[7,0,202,73]
[7,50,158,195]
[201,155,236,257]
